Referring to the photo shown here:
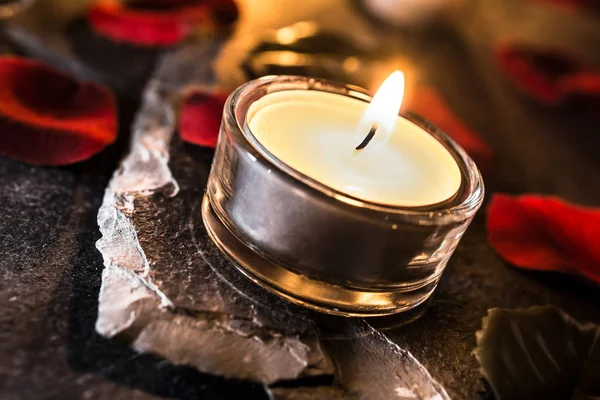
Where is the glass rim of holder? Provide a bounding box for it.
[203,75,484,317]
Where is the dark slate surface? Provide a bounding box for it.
[2,1,600,399]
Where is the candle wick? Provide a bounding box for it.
[355,123,379,151]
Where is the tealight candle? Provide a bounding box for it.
[203,74,484,317]
[247,72,461,207]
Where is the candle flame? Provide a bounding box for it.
[354,71,405,153]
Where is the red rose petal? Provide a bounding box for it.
[495,43,568,104]
[408,86,493,171]
[487,194,600,284]
[179,90,229,148]
[0,57,117,166]
[87,0,213,47]
[495,43,600,105]
[559,72,600,97]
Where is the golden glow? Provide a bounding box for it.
[274,21,318,45]
[272,51,301,65]
[342,56,360,74]
[354,70,405,153]
[275,27,297,45]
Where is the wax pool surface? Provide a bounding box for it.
[247,90,462,207]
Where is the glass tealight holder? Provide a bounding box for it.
[202,75,484,317]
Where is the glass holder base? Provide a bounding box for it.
[202,194,437,317]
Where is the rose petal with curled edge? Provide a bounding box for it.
[495,43,600,106]
[407,85,493,171]
[87,0,237,47]
[486,193,600,284]
[179,90,229,148]
[0,56,117,166]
